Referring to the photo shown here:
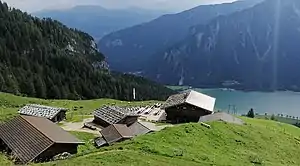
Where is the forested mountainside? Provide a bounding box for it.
[146,0,300,91]
[0,1,173,101]
[34,5,165,41]
[98,0,263,72]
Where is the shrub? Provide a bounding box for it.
[271,114,276,121]
[247,108,255,118]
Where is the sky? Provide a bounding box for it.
[3,0,236,13]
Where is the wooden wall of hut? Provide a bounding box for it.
[50,111,67,123]
[119,116,139,126]
[93,116,111,128]
[37,143,78,162]
[165,103,212,123]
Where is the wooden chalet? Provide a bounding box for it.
[163,90,216,123]
[0,116,84,164]
[18,104,68,123]
[93,106,139,127]
[100,124,134,145]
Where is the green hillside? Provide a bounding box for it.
[34,118,300,166]
[0,1,173,101]
[0,93,300,165]
[0,92,159,122]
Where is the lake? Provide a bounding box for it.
[195,88,300,117]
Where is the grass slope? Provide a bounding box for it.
[0,92,159,122]
[34,118,300,166]
[1,93,300,165]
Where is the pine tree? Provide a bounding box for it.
[247,108,255,118]
[34,76,46,98]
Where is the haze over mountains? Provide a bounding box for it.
[145,0,300,91]
[97,0,300,92]
[33,5,166,40]
[5,0,300,93]
[0,1,173,101]
[98,0,263,72]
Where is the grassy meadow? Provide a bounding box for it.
[0,92,160,122]
[30,118,300,166]
[1,93,300,165]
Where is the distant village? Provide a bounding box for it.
[0,90,244,165]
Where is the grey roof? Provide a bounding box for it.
[101,124,134,144]
[18,104,67,120]
[199,112,244,125]
[94,106,139,125]
[94,137,108,148]
[0,116,83,164]
[162,90,216,112]
[129,121,152,136]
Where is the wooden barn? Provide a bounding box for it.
[100,124,134,145]
[0,116,84,164]
[163,90,216,123]
[93,106,139,127]
[18,104,68,123]
[129,121,159,136]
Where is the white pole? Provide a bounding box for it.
[133,88,136,100]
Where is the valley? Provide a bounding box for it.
[2,0,300,165]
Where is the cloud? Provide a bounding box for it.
[3,0,236,12]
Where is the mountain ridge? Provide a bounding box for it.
[0,1,173,101]
[33,5,166,40]
[145,0,300,92]
[98,0,263,72]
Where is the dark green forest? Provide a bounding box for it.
[0,1,173,101]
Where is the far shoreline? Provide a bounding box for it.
[167,85,300,94]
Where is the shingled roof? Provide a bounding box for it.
[129,121,159,136]
[100,124,134,144]
[162,90,216,112]
[18,104,68,120]
[0,116,83,164]
[94,106,139,125]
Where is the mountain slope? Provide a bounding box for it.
[146,0,300,91]
[98,0,263,72]
[33,5,166,40]
[35,118,300,166]
[0,1,173,101]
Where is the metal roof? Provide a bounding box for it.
[94,106,139,125]
[0,116,83,164]
[163,90,216,112]
[129,121,157,136]
[18,104,67,120]
[22,116,84,144]
[100,124,133,144]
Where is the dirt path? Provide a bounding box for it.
[61,118,99,135]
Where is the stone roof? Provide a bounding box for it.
[94,106,139,125]
[162,90,216,112]
[18,104,68,120]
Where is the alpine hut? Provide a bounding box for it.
[100,124,134,145]
[0,116,84,164]
[129,121,160,136]
[93,106,139,128]
[18,104,68,123]
[163,90,216,123]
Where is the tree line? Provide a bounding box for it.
[0,1,173,101]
